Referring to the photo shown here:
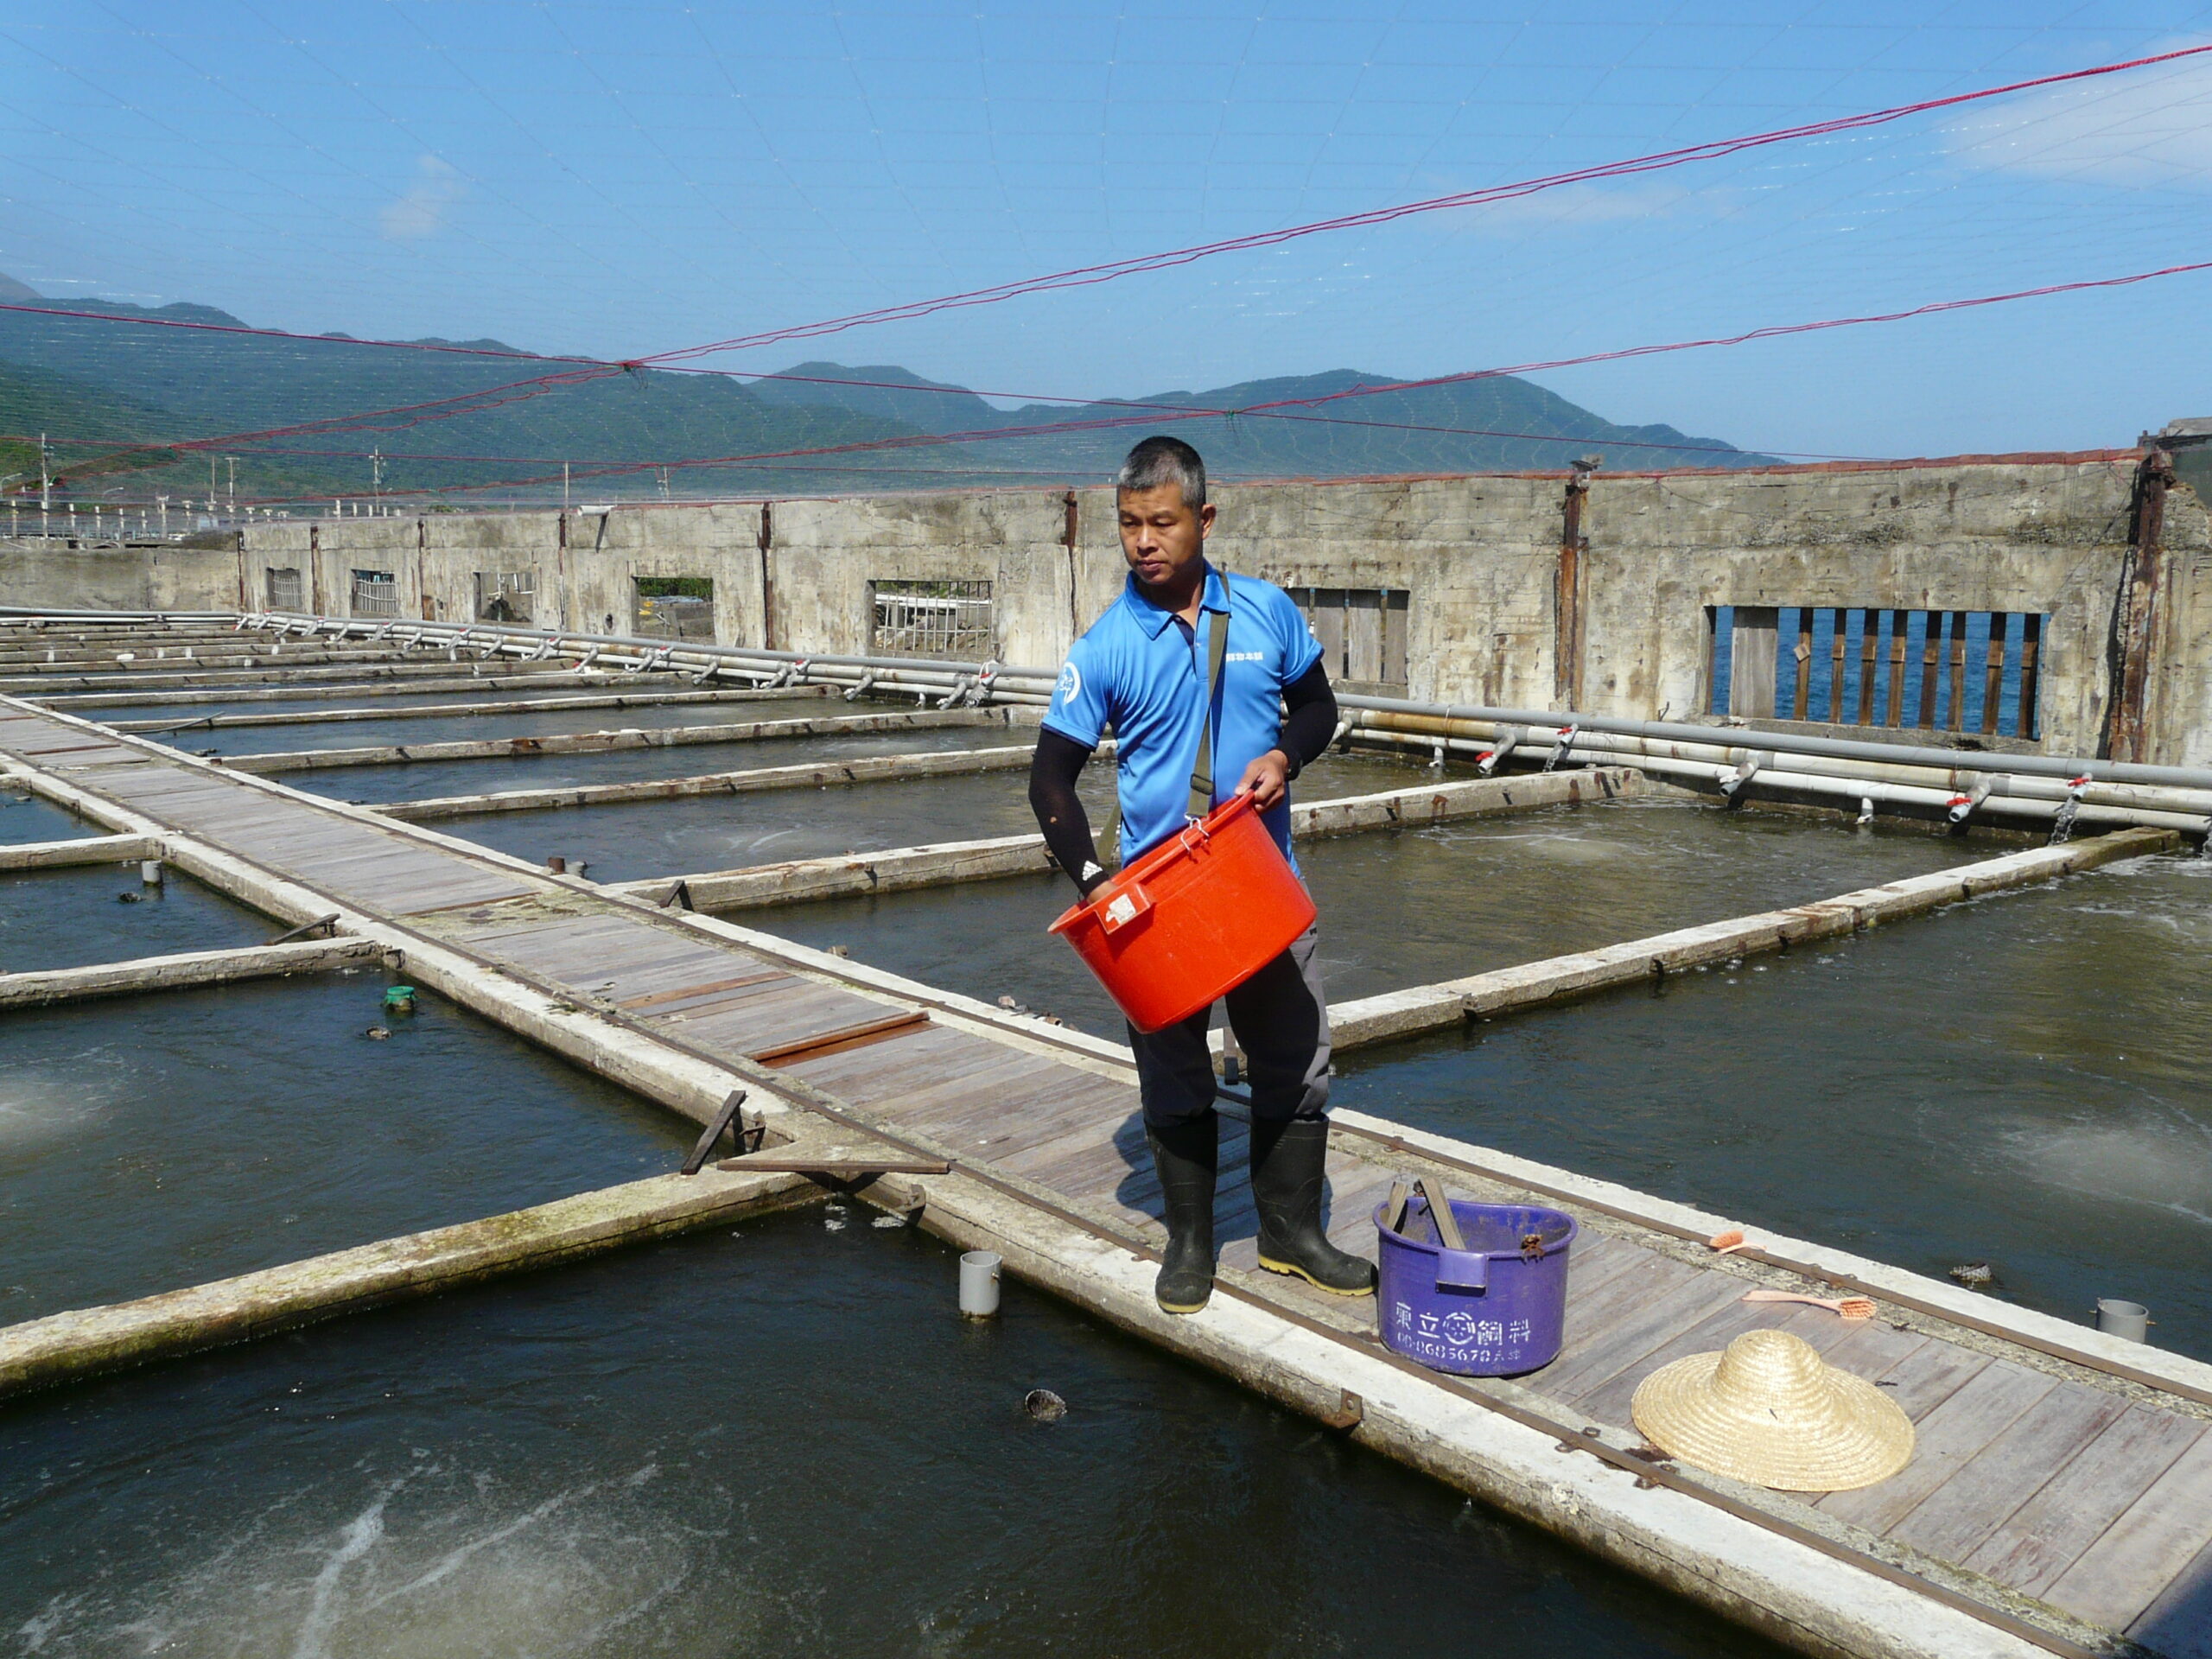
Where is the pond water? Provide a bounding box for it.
[0,1206,1787,1659]
[0,788,93,845]
[761,797,1991,1038]
[0,975,690,1321]
[154,693,841,757]
[275,721,1017,806]
[428,749,1411,884]
[1330,849,2212,1363]
[0,863,271,974]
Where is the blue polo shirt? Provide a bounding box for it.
[1042,563,1322,867]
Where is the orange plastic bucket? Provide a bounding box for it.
[1048,793,1317,1033]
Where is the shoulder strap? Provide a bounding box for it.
[1187,594,1230,821]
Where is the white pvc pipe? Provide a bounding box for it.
[958,1250,1002,1318]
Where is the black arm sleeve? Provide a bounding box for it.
[1275,660,1338,780]
[1029,728,1107,895]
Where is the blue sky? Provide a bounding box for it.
[4,2,2212,459]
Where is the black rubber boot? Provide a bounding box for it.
[1250,1116,1377,1297]
[1145,1111,1218,1314]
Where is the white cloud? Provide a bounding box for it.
[379,155,467,240]
[1947,47,2212,187]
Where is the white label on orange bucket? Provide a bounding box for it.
[1104,893,1138,930]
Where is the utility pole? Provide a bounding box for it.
[209,454,218,512]
[372,448,384,506]
[158,494,168,535]
[563,461,570,511]
[226,456,237,513]
[39,432,50,537]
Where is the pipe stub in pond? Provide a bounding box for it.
[2095,1299,2151,1343]
[382,985,418,1014]
[959,1250,1001,1319]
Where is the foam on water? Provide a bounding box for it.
[22,1460,741,1659]
[0,1052,127,1151]
[1996,1109,2212,1229]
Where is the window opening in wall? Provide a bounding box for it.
[634,575,715,641]
[869,579,994,658]
[475,570,535,625]
[1289,587,1410,695]
[1706,605,2044,740]
[264,567,302,612]
[350,569,399,620]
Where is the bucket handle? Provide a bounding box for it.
[1096,881,1153,935]
[1434,1249,1490,1294]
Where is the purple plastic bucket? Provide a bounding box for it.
[1373,1196,1580,1376]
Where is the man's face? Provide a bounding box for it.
[1117,484,1215,593]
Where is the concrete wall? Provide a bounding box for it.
[6,453,2208,764]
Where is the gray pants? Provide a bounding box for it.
[1128,925,1331,1127]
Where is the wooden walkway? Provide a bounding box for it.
[4,690,2210,1659]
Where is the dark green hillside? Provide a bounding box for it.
[0,280,1777,501]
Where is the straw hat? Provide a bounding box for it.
[1630,1329,1914,1491]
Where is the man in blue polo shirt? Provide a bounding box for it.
[1029,435,1376,1315]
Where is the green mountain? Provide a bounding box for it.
[0,276,1777,504]
[0,360,187,499]
[757,363,1769,476]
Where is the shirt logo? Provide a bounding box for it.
[1225,651,1265,663]
[1057,661,1082,706]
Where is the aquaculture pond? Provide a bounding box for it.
[271,718,1014,806]
[760,796,1993,1038]
[434,749,1412,884]
[0,863,270,974]
[0,974,690,1321]
[149,692,841,757]
[0,1205,1789,1659]
[0,787,93,845]
[1330,847,2212,1363]
[63,676,717,723]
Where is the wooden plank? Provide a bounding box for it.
[1820,1361,2056,1527]
[1867,1334,1994,1422]
[2046,1427,2212,1631]
[619,970,789,1013]
[1570,1294,1867,1427]
[751,1010,931,1067]
[830,1047,1072,1129]
[679,984,902,1056]
[1885,1382,2126,1561]
[1963,1406,2205,1599]
[2128,1533,2212,1659]
[1532,1266,1751,1404]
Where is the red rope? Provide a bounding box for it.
[346,257,2212,502]
[639,43,2212,365]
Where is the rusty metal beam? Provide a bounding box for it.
[2103,446,2175,764]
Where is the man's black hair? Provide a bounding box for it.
[1116,435,1206,509]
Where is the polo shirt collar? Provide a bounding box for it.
[1122,562,1229,639]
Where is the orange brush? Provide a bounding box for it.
[1742,1288,1877,1320]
